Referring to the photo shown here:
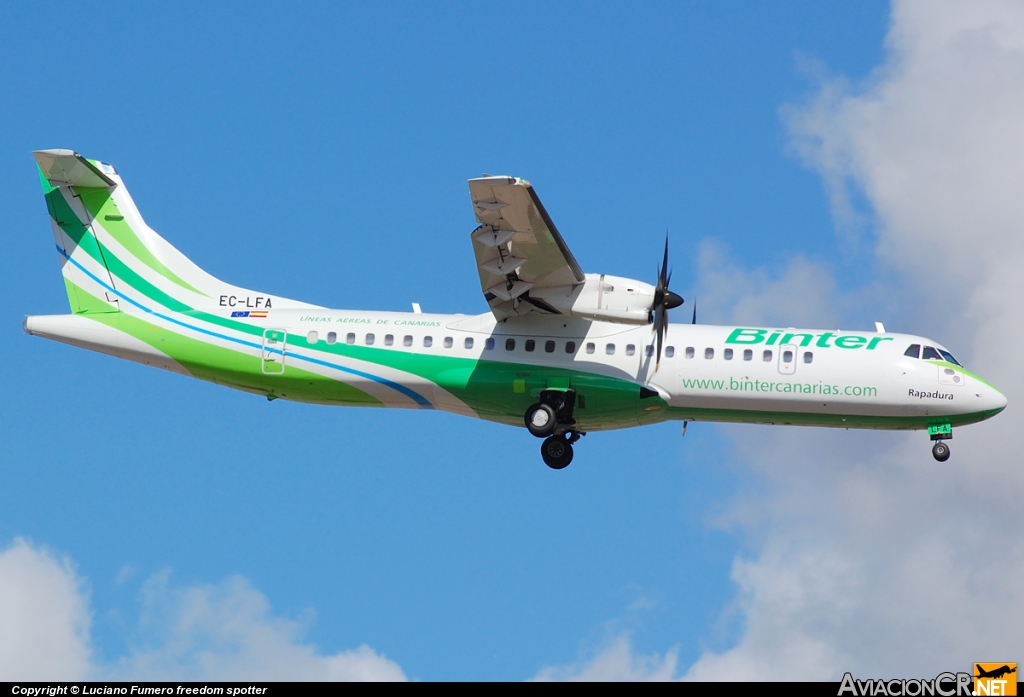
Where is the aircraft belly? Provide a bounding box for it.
[464,360,643,432]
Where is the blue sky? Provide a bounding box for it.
[17,1,1017,681]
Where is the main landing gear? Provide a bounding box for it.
[929,423,952,462]
[525,390,584,469]
[541,432,581,469]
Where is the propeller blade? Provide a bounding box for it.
[660,236,670,288]
[692,298,697,325]
[650,234,683,371]
[658,309,670,369]
[655,310,665,369]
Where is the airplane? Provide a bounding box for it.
[24,150,1007,468]
[975,665,1016,680]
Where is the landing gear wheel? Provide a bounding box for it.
[932,441,951,462]
[541,435,574,470]
[525,403,557,438]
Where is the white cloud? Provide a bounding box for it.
[532,635,680,682]
[694,240,854,330]
[0,539,406,682]
[681,0,1024,679]
[541,0,1024,682]
[0,539,92,680]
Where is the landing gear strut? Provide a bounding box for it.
[929,423,952,462]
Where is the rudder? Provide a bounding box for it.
[34,150,310,317]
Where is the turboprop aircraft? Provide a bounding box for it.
[24,150,1007,468]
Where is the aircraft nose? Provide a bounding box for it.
[991,388,1008,413]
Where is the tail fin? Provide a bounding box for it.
[34,150,316,316]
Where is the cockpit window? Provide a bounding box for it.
[904,344,920,358]
[938,349,962,367]
[921,346,942,361]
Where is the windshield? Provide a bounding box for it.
[938,349,962,367]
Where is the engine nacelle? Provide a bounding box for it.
[530,273,656,325]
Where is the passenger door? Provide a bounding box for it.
[778,344,797,375]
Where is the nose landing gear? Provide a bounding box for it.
[931,441,950,462]
[928,423,952,461]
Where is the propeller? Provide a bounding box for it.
[650,236,684,369]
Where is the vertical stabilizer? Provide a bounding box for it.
[34,150,318,316]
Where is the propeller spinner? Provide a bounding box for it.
[651,237,684,369]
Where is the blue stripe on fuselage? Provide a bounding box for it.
[57,245,435,408]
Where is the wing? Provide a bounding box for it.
[468,176,585,320]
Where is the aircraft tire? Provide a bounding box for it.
[932,441,951,462]
[525,403,557,438]
[541,435,574,470]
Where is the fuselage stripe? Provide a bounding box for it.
[58,245,434,408]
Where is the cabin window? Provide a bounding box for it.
[606,343,615,355]
[646,345,654,357]
[346,332,356,345]
[904,344,921,359]
[443,337,453,348]
[545,340,556,353]
[803,351,813,364]
[465,337,474,349]
[939,349,962,366]
[566,341,576,354]
[625,344,635,356]
[384,334,394,346]
[326,331,337,345]
[525,339,536,352]
[665,346,675,358]
[423,336,433,347]
[782,349,793,363]
[403,335,413,347]
[586,342,595,354]
[506,338,516,351]
[485,338,495,350]
[724,348,733,360]
[705,347,714,359]
[763,350,773,362]
[307,331,318,344]
[743,349,752,361]
[685,347,695,359]
[922,346,942,361]
[365,333,375,346]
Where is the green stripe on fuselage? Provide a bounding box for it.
[72,187,207,297]
[282,336,660,431]
[68,282,380,406]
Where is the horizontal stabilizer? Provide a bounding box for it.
[34,149,116,188]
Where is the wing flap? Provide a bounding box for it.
[469,176,585,319]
